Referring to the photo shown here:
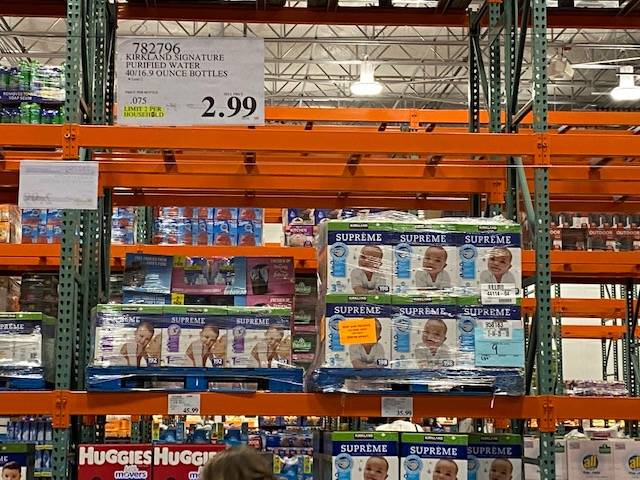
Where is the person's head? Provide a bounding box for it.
[200,324,220,350]
[423,246,448,274]
[135,322,154,347]
[489,458,513,480]
[423,319,447,350]
[486,248,513,277]
[2,462,21,480]
[200,446,275,480]
[364,456,389,480]
[265,326,285,350]
[358,245,384,270]
[432,459,458,480]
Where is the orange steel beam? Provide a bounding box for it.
[115,4,640,29]
[3,391,640,426]
[560,325,640,340]
[111,193,473,210]
[521,298,628,319]
[76,126,539,156]
[65,391,541,419]
[522,251,640,280]
[265,107,640,127]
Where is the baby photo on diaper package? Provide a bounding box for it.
[323,294,391,369]
[390,296,458,370]
[332,432,399,480]
[226,307,292,368]
[325,220,393,296]
[400,433,468,480]
[161,306,227,368]
[456,223,521,300]
[92,305,163,368]
[467,434,522,480]
[393,223,459,295]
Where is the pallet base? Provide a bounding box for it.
[308,368,524,395]
[87,366,304,392]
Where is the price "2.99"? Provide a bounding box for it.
[202,96,257,119]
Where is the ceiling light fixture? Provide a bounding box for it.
[610,65,640,102]
[350,58,383,96]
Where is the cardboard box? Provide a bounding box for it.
[246,257,295,295]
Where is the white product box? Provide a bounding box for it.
[323,295,391,369]
[160,306,227,368]
[226,307,292,368]
[567,439,613,480]
[332,432,399,480]
[392,223,459,295]
[323,220,393,296]
[468,434,522,480]
[613,438,640,479]
[400,433,468,480]
[390,298,458,370]
[92,305,163,368]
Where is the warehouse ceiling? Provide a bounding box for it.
[1,11,640,109]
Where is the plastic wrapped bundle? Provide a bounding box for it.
[309,212,524,395]
[0,312,55,384]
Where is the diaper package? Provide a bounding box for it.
[467,434,522,480]
[458,304,524,368]
[123,253,173,295]
[214,208,238,221]
[613,439,640,480]
[213,219,238,246]
[226,306,292,368]
[400,433,468,480]
[320,219,393,296]
[0,312,55,374]
[243,295,294,309]
[392,222,459,296]
[332,432,399,480]
[452,220,522,302]
[246,257,295,295]
[123,292,171,305]
[323,294,391,369]
[238,208,263,246]
[566,439,613,480]
[92,305,164,368]
[171,256,247,296]
[390,296,458,370]
[161,306,227,368]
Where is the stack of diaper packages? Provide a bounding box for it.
[314,213,524,393]
[91,304,293,370]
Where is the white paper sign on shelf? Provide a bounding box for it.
[19,161,98,210]
[381,397,414,418]
[480,283,518,305]
[116,37,264,126]
[168,394,201,415]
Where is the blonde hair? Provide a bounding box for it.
[200,446,276,480]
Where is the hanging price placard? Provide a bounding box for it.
[116,37,264,125]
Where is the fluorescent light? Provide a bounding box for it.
[351,60,384,96]
[610,66,640,101]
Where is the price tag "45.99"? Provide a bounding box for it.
[168,394,201,415]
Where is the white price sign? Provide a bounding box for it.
[381,397,413,418]
[482,319,513,339]
[480,283,518,305]
[168,394,201,415]
[116,37,264,125]
[19,161,98,210]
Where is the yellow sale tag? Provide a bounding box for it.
[173,255,186,267]
[338,318,377,345]
[171,293,185,305]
